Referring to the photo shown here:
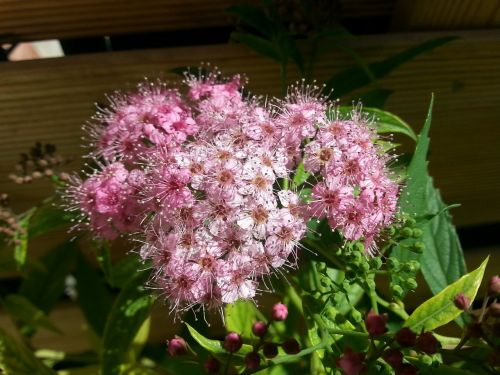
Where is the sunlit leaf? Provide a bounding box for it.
[404,257,488,332]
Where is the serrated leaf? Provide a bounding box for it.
[337,106,416,141]
[404,257,488,332]
[0,327,56,375]
[325,37,456,97]
[392,97,467,307]
[186,323,253,356]
[19,241,77,313]
[74,252,113,337]
[101,270,153,375]
[224,300,260,339]
[231,32,282,63]
[2,294,62,334]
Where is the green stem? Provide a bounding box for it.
[327,328,368,338]
[369,289,379,314]
[376,296,409,320]
[283,177,289,191]
[223,352,233,375]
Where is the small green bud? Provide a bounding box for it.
[325,306,337,320]
[316,262,327,273]
[392,285,404,298]
[350,309,362,323]
[388,226,396,236]
[409,260,421,272]
[366,279,376,291]
[354,242,365,253]
[411,242,425,253]
[387,258,400,270]
[406,278,418,290]
[370,257,383,269]
[320,277,331,287]
[402,262,414,273]
[406,217,416,226]
[360,262,370,273]
[421,355,433,366]
[401,227,413,238]
[412,228,423,238]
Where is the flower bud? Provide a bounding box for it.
[167,336,187,356]
[272,303,288,321]
[415,332,439,354]
[392,285,404,298]
[336,347,365,375]
[252,321,267,337]
[396,363,419,375]
[382,348,403,369]
[453,293,470,310]
[204,356,220,373]
[489,302,500,317]
[395,327,417,348]
[224,332,243,353]
[488,275,500,295]
[263,343,278,358]
[245,352,261,371]
[364,310,388,336]
[282,339,300,354]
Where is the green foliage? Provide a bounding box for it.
[13,209,34,268]
[28,204,73,238]
[1,294,61,335]
[74,252,113,337]
[224,300,262,339]
[101,270,153,375]
[186,323,253,356]
[0,328,56,375]
[392,97,467,300]
[324,37,456,98]
[404,257,488,332]
[19,241,77,313]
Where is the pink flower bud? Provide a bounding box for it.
[453,293,470,310]
[489,275,500,295]
[364,310,388,336]
[204,356,220,373]
[336,347,365,375]
[252,321,268,337]
[415,332,439,354]
[395,327,417,348]
[263,343,278,358]
[167,336,187,356]
[272,303,288,321]
[245,352,261,370]
[489,302,500,318]
[382,348,403,369]
[224,332,243,353]
[282,338,300,354]
[396,363,418,375]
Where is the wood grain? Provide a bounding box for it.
[393,0,500,30]
[0,31,499,228]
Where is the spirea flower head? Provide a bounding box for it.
[65,66,399,316]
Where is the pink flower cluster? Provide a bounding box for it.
[66,67,399,313]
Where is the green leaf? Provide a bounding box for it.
[404,257,488,332]
[19,241,77,313]
[292,162,310,187]
[224,300,260,339]
[392,97,467,303]
[227,4,275,37]
[337,106,417,141]
[111,254,147,288]
[28,204,73,238]
[101,270,153,375]
[2,294,62,334]
[74,252,113,337]
[231,32,282,63]
[186,323,253,356]
[0,327,56,374]
[325,37,456,97]
[13,209,34,268]
[95,240,114,286]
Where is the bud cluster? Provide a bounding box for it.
[0,193,25,245]
[8,142,72,184]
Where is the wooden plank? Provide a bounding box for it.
[0,0,398,43]
[0,31,499,228]
[0,0,240,43]
[393,0,500,30]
